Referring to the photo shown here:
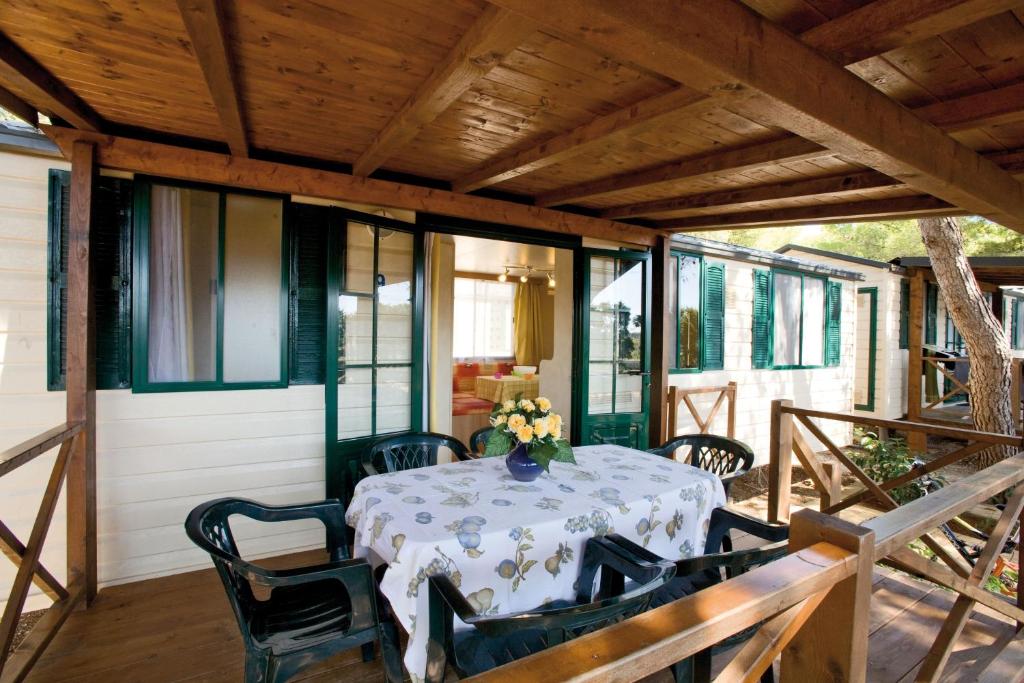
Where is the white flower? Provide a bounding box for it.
[520,399,536,413]
[536,396,552,412]
[501,400,516,413]
[492,414,507,426]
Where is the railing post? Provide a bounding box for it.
[66,140,97,606]
[726,381,737,438]
[907,270,927,453]
[782,510,875,683]
[768,399,794,523]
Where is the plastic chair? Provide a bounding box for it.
[361,432,471,476]
[648,434,754,498]
[469,426,494,455]
[185,498,403,683]
[423,535,675,682]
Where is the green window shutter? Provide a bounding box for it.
[898,279,910,349]
[824,280,842,366]
[751,269,772,369]
[924,281,938,345]
[47,171,132,390]
[701,262,725,370]
[288,202,329,384]
[1013,299,1020,350]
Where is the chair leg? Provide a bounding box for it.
[244,649,272,683]
[669,656,694,683]
[380,622,405,683]
[361,641,375,662]
[693,648,712,683]
[761,659,775,683]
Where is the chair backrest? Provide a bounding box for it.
[469,427,494,455]
[367,432,471,473]
[649,434,754,477]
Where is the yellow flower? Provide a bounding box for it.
[533,416,550,438]
[507,414,526,431]
[516,424,535,443]
[549,413,562,428]
[500,400,516,413]
[551,422,562,439]
[492,414,507,426]
[536,396,552,412]
[519,399,536,413]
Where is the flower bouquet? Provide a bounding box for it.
[484,396,575,481]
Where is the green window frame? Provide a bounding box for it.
[668,251,725,374]
[924,281,938,345]
[1010,296,1024,350]
[751,268,842,370]
[898,279,910,350]
[131,177,289,393]
[944,307,965,353]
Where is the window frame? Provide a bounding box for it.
[131,176,290,393]
[769,267,829,371]
[668,249,704,375]
[451,276,517,360]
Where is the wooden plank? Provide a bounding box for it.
[0,520,68,602]
[0,422,82,479]
[768,399,794,523]
[790,425,834,497]
[604,168,896,219]
[65,140,96,606]
[915,81,1024,133]
[0,581,83,683]
[798,0,1023,66]
[976,629,1024,683]
[657,196,959,231]
[467,542,857,683]
[450,87,711,192]
[175,0,248,156]
[352,6,535,176]
[0,32,102,132]
[489,0,1024,232]
[42,127,658,246]
[0,83,36,127]
[535,137,830,207]
[726,382,736,438]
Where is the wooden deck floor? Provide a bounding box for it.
[18,551,1017,683]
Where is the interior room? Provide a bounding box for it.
[427,235,574,448]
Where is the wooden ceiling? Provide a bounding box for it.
[1,0,1024,234]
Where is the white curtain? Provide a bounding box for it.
[148,186,189,382]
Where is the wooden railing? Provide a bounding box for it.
[0,422,84,683]
[664,382,737,443]
[909,353,1024,434]
[467,447,1024,682]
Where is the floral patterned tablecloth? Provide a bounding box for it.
[345,444,726,681]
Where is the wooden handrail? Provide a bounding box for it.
[0,422,84,479]
[665,382,737,442]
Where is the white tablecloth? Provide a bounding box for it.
[345,444,726,681]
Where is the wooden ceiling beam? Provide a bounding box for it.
[798,0,1022,65]
[915,80,1024,133]
[458,0,1013,195]
[352,7,536,177]
[42,126,658,247]
[0,32,101,132]
[659,196,961,231]
[176,0,248,157]
[488,0,1024,232]
[0,83,37,127]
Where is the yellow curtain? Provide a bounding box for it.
[514,282,545,367]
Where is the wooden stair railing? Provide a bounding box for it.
[664,382,737,443]
[0,422,84,683]
[466,451,1024,682]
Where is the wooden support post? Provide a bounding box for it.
[907,271,927,454]
[649,235,672,448]
[65,141,97,606]
[820,461,842,513]
[768,399,794,523]
[726,381,737,438]
[1013,359,1023,435]
[783,510,875,683]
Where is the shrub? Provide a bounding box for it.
[850,429,936,505]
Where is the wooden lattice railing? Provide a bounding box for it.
[664,382,737,443]
[0,422,84,682]
[465,447,1024,682]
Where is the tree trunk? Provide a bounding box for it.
[918,217,1015,467]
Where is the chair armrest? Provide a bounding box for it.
[361,450,382,477]
[704,507,789,554]
[236,557,374,589]
[674,542,788,579]
[580,535,676,602]
[227,499,351,561]
[427,574,480,623]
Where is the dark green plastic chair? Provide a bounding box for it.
[423,535,675,682]
[606,508,789,683]
[469,426,494,455]
[185,498,403,683]
[648,434,754,498]
[361,432,472,476]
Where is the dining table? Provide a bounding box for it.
[473,374,540,404]
[345,444,726,682]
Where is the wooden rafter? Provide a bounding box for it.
[458,0,1016,197]
[176,0,248,156]
[43,127,660,247]
[915,80,1024,133]
[488,0,1024,231]
[352,6,536,177]
[0,32,101,132]
[0,83,36,127]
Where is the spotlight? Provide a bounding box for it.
[498,268,508,283]
[520,272,529,283]
[547,273,556,289]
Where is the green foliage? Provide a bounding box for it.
[483,397,574,471]
[850,428,936,505]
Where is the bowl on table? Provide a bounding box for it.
[512,365,537,377]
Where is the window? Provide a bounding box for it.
[751,269,841,369]
[898,279,910,350]
[1010,296,1024,350]
[666,252,725,373]
[944,307,965,353]
[134,180,287,391]
[452,277,515,358]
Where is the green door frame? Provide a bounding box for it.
[573,248,653,447]
[855,287,877,412]
[325,208,426,501]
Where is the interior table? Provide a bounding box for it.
[345,444,726,681]
[473,375,540,404]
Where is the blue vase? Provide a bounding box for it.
[506,442,543,482]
